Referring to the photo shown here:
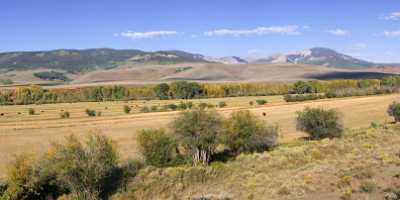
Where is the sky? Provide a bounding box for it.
[1,0,400,62]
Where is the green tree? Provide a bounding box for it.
[296,107,343,139]
[223,110,278,154]
[154,83,170,100]
[138,129,181,167]
[292,81,316,94]
[169,81,203,99]
[123,105,131,114]
[46,134,119,200]
[388,101,400,122]
[172,109,223,166]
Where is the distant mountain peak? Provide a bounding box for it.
[253,47,377,68]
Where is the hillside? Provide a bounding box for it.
[0,48,209,73]
[0,47,399,87]
[115,125,400,200]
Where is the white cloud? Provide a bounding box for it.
[383,12,400,20]
[204,25,301,37]
[384,30,400,37]
[117,31,178,40]
[327,29,350,36]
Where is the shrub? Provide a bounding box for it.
[223,110,278,154]
[138,129,182,167]
[178,102,188,110]
[123,105,131,114]
[60,111,70,119]
[85,109,96,117]
[33,71,70,81]
[96,111,102,117]
[255,99,267,105]
[150,105,158,112]
[296,107,343,140]
[186,101,193,109]
[172,109,223,166]
[28,108,35,115]
[291,81,317,94]
[284,94,325,102]
[198,102,208,110]
[165,104,178,111]
[153,83,170,100]
[249,101,254,106]
[388,101,400,123]
[218,101,227,108]
[1,154,63,200]
[140,106,150,113]
[46,134,119,200]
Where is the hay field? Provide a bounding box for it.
[0,94,399,178]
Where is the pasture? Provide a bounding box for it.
[0,94,399,178]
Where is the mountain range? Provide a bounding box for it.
[0,47,398,74]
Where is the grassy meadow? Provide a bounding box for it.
[0,94,399,180]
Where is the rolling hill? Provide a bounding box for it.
[0,47,399,86]
[0,48,209,73]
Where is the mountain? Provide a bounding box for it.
[0,48,209,73]
[253,47,378,68]
[204,56,248,64]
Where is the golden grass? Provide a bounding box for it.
[114,125,400,200]
[0,94,399,178]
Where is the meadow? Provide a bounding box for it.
[0,93,399,179]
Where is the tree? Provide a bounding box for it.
[123,105,131,114]
[388,101,400,123]
[296,107,343,140]
[154,83,170,100]
[223,110,278,154]
[138,129,181,167]
[292,81,315,94]
[172,109,223,166]
[169,81,203,99]
[46,134,119,200]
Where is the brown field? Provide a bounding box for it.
[1,94,399,178]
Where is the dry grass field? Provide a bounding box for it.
[0,94,399,179]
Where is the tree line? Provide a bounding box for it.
[1,76,400,105]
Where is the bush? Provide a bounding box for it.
[140,106,150,113]
[223,110,278,154]
[33,71,70,81]
[249,101,254,106]
[123,105,131,114]
[150,105,158,112]
[388,101,400,123]
[218,101,227,108]
[138,129,182,167]
[154,83,170,100]
[178,102,188,110]
[284,94,325,102]
[172,109,223,166]
[165,104,178,111]
[255,99,267,105]
[186,101,193,109]
[46,134,119,199]
[296,107,343,140]
[60,111,70,119]
[1,154,63,200]
[85,109,97,117]
[28,108,35,115]
[198,102,208,110]
[291,81,317,94]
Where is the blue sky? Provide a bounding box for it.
[1,0,400,62]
